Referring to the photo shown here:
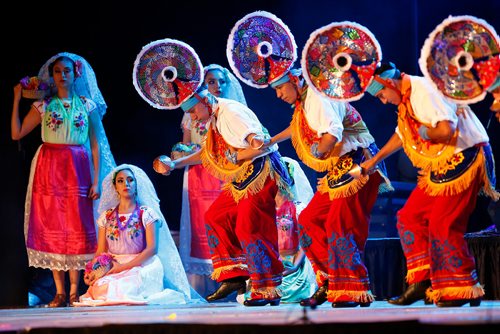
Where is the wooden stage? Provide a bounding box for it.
[1,300,499,334]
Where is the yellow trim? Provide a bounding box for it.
[222,161,271,203]
[406,264,430,282]
[327,290,375,303]
[418,147,500,200]
[427,283,484,303]
[290,104,340,172]
[210,263,248,281]
[316,270,328,285]
[250,286,282,299]
[317,175,369,200]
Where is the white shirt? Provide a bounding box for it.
[396,76,489,153]
[303,87,374,156]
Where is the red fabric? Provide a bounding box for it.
[27,143,97,255]
[205,177,283,289]
[397,179,481,288]
[298,173,381,299]
[187,164,222,260]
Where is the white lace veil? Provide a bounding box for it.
[99,164,204,303]
[37,52,116,219]
[204,64,247,106]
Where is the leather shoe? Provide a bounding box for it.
[69,293,79,307]
[388,279,431,306]
[243,298,281,306]
[332,301,371,308]
[436,298,481,307]
[47,294,67,308]
[206,278,246,302]
[300,282,328,307]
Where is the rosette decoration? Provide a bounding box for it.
[301,21,382,102]
[419,15,500,104]
[227,10,297,88]
[133,39,203,110]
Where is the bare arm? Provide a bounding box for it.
[360,133,402,173]
[11,84,41,140]
[422,120,455,143]
[88,111,102,200]
[182,128,191,144]
[315,133,338,157]
[269,126,292,146]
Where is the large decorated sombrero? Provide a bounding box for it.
[227,10,297,88]
[419,15,500,104]
[133,39,203,110]
[301,21,382,102]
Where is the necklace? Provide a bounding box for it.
[115,205,139,231]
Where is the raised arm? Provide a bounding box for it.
[11,84,41,140]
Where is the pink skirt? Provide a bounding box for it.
[27,143,97,256]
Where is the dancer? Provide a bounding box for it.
[11,52,114,307]
[361,61,498,307]
[154,88,293,306]
[175,64,247,298]
[268,68,391,308]
[76,164,201,306]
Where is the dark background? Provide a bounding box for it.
[1,0,498,307]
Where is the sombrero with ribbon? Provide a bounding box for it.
[301,21,382,102]
[133,38,203,109]
[226,10,297,88]
[419,15,500,104]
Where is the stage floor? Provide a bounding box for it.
[1,300,499,333]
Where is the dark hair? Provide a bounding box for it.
[112,168,134,185]
[374,62,402,79]
[48,56,76,77]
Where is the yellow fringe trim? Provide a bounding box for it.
[327,290,375,303]
[221,160,271,203]
[316,270,328,285]
[406,264,430,283]
[418,147,500,200]
[210,263,248,281]
[290,106,341,172]
[250,286,282,299]
[317,174,369,200]
[427,283,485,303]
[200,147,254,183]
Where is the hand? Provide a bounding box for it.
[84,271,97,286]
[13,84,22,102]
[88,183,100,200]
[106,261,126,275]
[153,155,175,175]
[360,159,376,176]
[456,106,467,119]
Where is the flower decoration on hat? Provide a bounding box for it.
[227,10,297,88]
[419,15,500,104]
[301,21,382,102]
[133,39,203,110]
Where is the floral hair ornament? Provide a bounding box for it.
[132,38,203,110]
[19,76,49,99]
[301,21,382,102]
[227,10,297,88]
[419,15,500,104]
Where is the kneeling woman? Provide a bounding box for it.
[76,164,201,306]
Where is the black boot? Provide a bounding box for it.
[300,281,328,308]
[388,279,431,306]
[206,277,247,302]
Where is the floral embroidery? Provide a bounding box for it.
[73,112,87,133]
[243,240,271,274]
[193,119,208,137]
[431,239,462,272]
[298,224,312,249]
[435,152,465,176]
[326,156,353,185]
[45,110,64,131]
[400,230,415,254]
[234,164,254,183]
[328,232,362,271]
[205,224,219,255]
